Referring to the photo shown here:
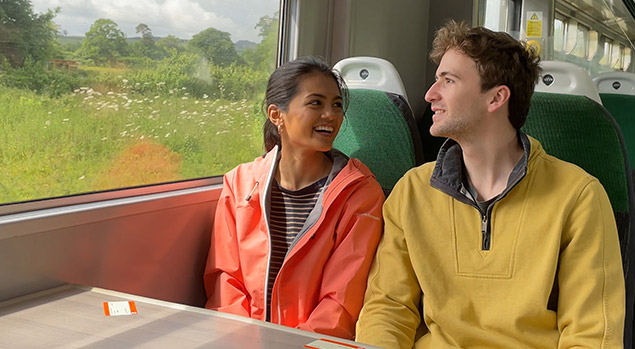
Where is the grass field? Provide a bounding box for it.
[0,83,265,204]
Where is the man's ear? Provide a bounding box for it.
[487,85,511,113]
[268,104,283,126]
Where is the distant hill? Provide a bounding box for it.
[234,40,257,54]
[58,36,83,45]
[56,35,253,52]
[58,36,174,45]
[126,36,169,44]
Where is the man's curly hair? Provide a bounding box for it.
[430,20,542,130]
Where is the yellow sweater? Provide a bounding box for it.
[356,136,625,348]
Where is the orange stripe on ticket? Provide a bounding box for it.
[129,301,138,314]
[304,338,362,349]
[320,338,360,348]
[102,302,110,316]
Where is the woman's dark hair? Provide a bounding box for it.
[263,56,348,152]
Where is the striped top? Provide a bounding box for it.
[266,176,327,321]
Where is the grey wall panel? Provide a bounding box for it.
[424,0,474,94]
[289,0,431,117]
[0,187,219,307]
[294,1,332,60]
[339,0,431,117]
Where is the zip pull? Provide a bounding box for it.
[481,214,491,250]
[245,181,259,201]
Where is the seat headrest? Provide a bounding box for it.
[534,61,602,104]
[593,71,635,96]
[333,56,409,103]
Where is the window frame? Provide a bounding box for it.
[0,177,223,216]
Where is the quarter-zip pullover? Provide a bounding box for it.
[357,135,625,348]
[433,134,530,251]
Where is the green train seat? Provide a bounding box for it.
[524,61,634,348]
[332,57,423,193]
[594,72,635,167]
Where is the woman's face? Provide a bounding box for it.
[276,72,344,153]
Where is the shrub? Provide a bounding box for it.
[0,57,90,97]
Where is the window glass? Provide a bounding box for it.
[553,17,565,52]
[565,19,578,54]
[624,48,632,71]
[0,0,280,204]
[587,30,598,60]
[571,23,588,58]
[484,0,507,31]
[611,42,622,68]
[599,37,612,66]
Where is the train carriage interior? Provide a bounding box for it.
[2,0,635,346]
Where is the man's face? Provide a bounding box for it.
[424,48,489,140]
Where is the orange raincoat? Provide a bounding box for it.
[204,146,384,339]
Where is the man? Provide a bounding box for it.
[355,20,625,348]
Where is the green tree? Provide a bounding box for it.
[136,23,152,41]
[81,18,128,65]
[0,0,59,65]
[157,35,185,56]
[241,13,278,72]
[132,23,162,59]
[188,27,238,67]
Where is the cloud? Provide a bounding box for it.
[31,0,278,42]
[160,0,236,38]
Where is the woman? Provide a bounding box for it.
[203,57,384,339]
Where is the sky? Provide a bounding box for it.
[31,0,279,42]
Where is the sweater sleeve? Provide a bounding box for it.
[296,178,385,340]
[557,179,625,348]
[355,176,425,348]
[203,172,251,317]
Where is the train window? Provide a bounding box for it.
[554,17,565,52]
[572,23,589,58]
[479,0,521,36]
[611,42,623,68]
[624,48,632,71]
[564,19,578,54]
[599,37,612,66]
[0,0,280,205]
[587,30,598,61]
[483,0,507,31]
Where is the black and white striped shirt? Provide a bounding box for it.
[266,177,327,320]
